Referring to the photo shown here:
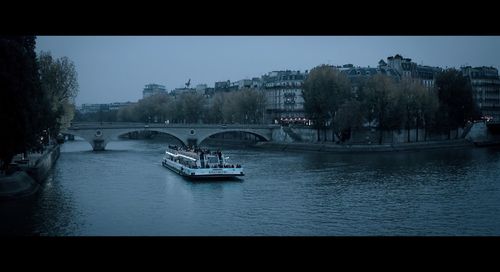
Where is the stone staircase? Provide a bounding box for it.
[282,126,303,142]
[461,122,474,138]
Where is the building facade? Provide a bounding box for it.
[143,83,167,98]
[80,103,108,114]
[195,84,208,94]
[461,66,500,121]
[261,70,308,124]
[340,63,401,93]
[108,102,136,111]
[214,80,231,93]
[171,87,196,96]
[385,54,441,90]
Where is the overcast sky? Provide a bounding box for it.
[36,36,500,105]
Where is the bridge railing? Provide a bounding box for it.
[68,122,281,130]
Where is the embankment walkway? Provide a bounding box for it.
[254,139,474,153]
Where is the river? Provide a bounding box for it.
[1,138,500,235]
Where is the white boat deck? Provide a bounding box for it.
[162,146,244,179]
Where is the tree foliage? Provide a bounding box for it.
[204,92,225,124]
[225,88,266,124]
[408,80,439,141]
[0,36,52,169]
[434,69,479,135]
[38,51,79,131]
[334,99,364,141]
[111,89,267,125]
[0,38,80,169]
[302,65,352,141]
[115,93,174,123]
[358,74,402,143]
[180,92,206,123]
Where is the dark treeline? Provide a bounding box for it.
[74,88,267,125]
[0,36,78,170]
[302,64,479,143]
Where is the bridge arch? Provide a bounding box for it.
[114,129,187,147]
[60,130,102,150]
[198,129,270,146]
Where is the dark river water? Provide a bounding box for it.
[2,138,500,236]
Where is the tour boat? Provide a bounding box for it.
[162,145,244,179]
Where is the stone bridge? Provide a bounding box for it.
[62,122,281,151]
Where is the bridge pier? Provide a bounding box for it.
[92,139,106,151]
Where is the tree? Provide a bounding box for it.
[38,51,79,133]
[435,69,479,138]
[360,74,402,144]
[397,79,422,142]
[0,36,52,170]
[233,88,266,124]
[117,105,138,122]
[204,92,225,124]
[166,96,183,123]
[302,65,352,142]
[415,84,439,141]
[334,99,364,142]
[179,92,206,123]
[116,93,174,123]
[221,92,238,124]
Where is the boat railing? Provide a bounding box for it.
[165,150,197,162]
[165,146,242,169]
[166,146,198,158]
[175,150,198,159]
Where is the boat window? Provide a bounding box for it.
[207,156,219,164]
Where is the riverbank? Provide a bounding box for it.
[253,138,475,153]
[0,171,39,199]
[0,144,60,200]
